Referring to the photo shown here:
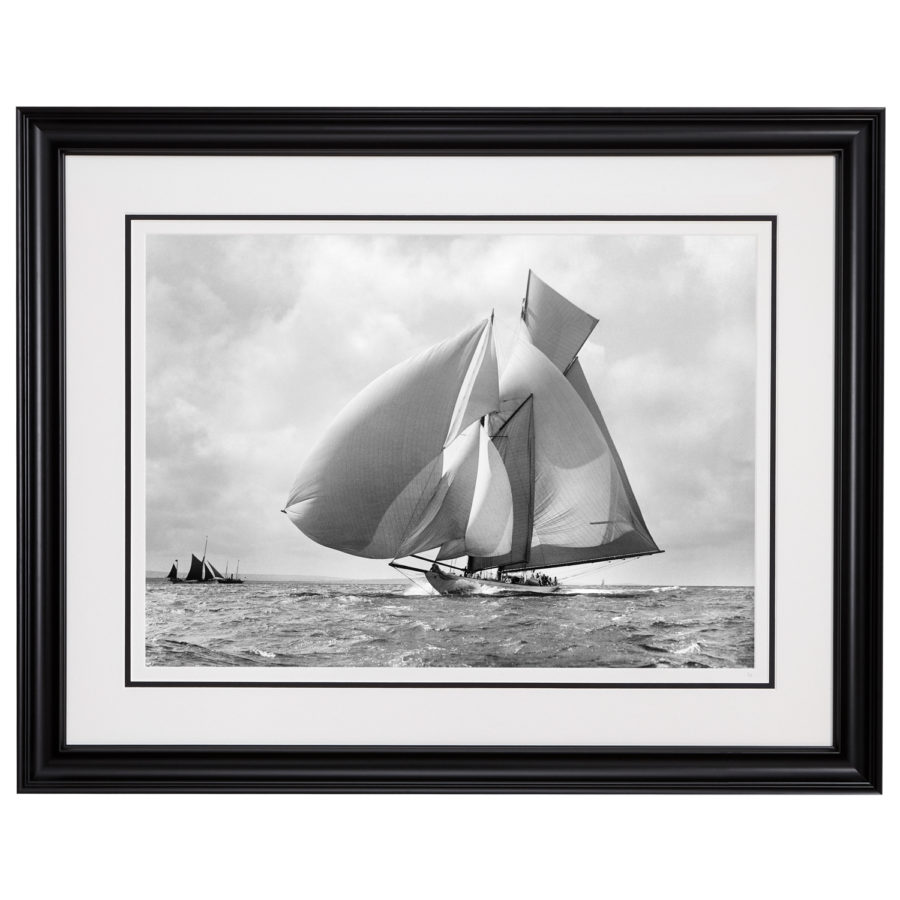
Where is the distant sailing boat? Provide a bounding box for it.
[284,272,660,595]
[222,560,244,584]
[176,536,234,584]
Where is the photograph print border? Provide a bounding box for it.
[18,108,883,792]
[125,214,777,690]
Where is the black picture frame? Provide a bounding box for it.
[17,108,884,793]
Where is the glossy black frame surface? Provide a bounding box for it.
[17,108,884,792]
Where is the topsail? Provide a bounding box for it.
[522,269,598,372]
[285,272,659,575]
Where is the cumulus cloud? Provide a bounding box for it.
[145,232,758,584]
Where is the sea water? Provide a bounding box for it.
[145,580,754,668]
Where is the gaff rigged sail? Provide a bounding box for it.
[469,271,659,572]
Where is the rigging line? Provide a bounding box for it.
[557,563,603,582]
[492,393,534,437]
[553,559,617,583]
[389,561,432,575]
[393,564,437,596]
[557,557,634,582]
[410,554,465,572]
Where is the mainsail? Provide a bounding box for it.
[468,271,659,572]
[285,272,659,575]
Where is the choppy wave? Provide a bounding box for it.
[144,580,755,669]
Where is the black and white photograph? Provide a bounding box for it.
[136,223,770,676]
[10,8,888,895]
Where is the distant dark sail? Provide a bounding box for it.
[166,562,178,582]
[185,554,204,581]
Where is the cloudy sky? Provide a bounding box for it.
[145,230,758,585]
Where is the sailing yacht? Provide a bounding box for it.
[284,272,660,595]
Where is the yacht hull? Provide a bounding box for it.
[424,568,560,596]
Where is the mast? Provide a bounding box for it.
[199,537,214,582]
[525,406,535,571]
[521,269,531,321]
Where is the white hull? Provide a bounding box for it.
[424,569,560,596]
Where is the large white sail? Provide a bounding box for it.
[285,319,500,559]
[468,396,535,571]
[479,274,659,571]
[501,333,619,552]
[437,426,514,560]
[445,321,498,446]
[394,422,481,558]
[522,270,598,371]
[465,427,514,556]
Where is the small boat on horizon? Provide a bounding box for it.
[166,538,244,584]
[220,560,244,584]
[284,271,661,595]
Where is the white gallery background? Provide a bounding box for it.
[1,3,894,900]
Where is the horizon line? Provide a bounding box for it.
[145,571,753,588]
